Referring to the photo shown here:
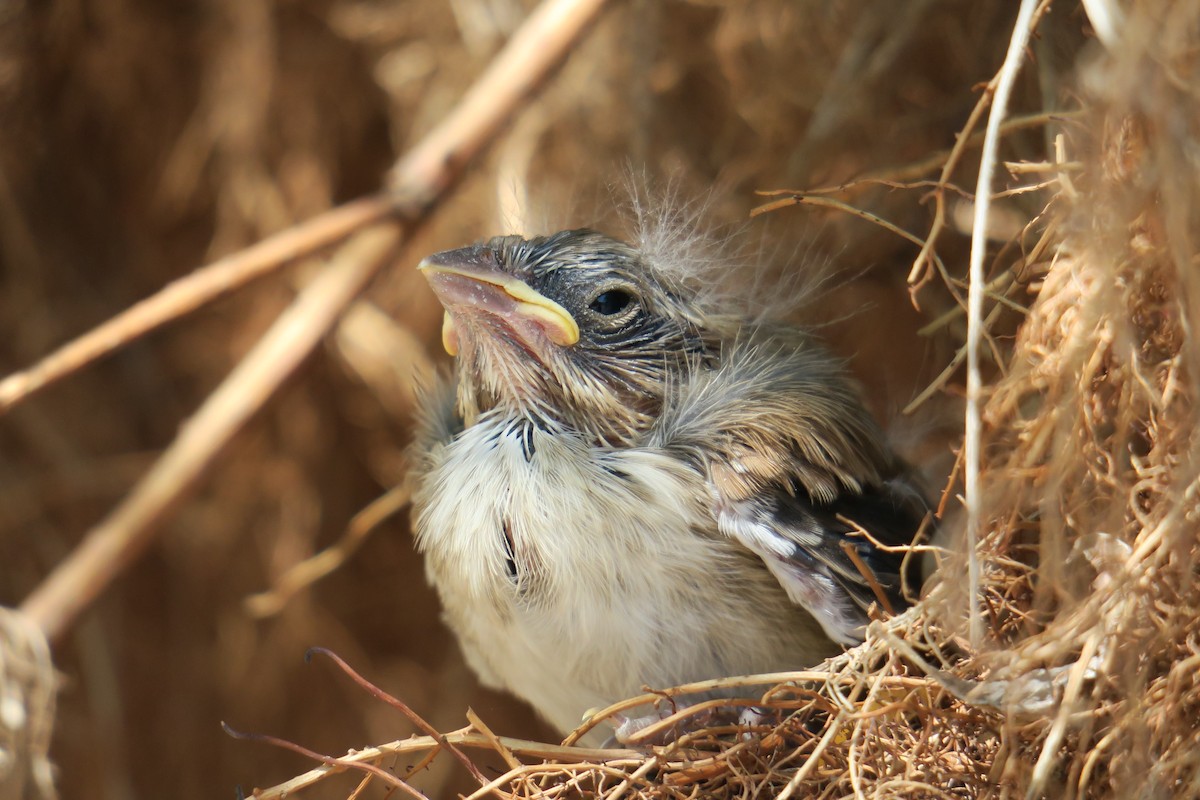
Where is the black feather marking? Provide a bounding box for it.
[520,422,536,461]
[500,520,518,582]
[603,465,632,481]
[771,477,929,612]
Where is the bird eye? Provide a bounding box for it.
[589,289,633,316]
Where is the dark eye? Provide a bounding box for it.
[589,289,633,316]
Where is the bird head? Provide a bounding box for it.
[419,228,728,444]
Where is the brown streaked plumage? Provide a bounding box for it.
[411,227,928,738]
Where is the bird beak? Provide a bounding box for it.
[418,246,580,357]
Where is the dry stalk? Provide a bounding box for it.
[243,480,414,618]
[965,0,1045,647]
[0,197,393,415]
[271,2,1198,798]
[20,225,401,642]
[10,0,615,644]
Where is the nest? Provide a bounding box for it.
[245,3,1200,797]
[1,0,1198,798]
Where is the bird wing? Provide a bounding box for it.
[651,331,928,645]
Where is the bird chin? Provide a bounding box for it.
[443,307,555,363]
[448,310,559,372]
[446,317,568,423]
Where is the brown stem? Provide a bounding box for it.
[15,0,615,643]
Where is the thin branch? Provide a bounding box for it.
[964,0,1043,647]
[775,710,847,800]
[243,481,413,618]
[223,722,430,800]
[250,730,642,800]
[388,0,610,209]
[916,270,1017,337]
[1080,0,1125,50]
[15,0,615,643]
[0,0,612,417]
[560,668,866,746]
[853,110,1081,187]
[306,647,489,786]
[465,709,523,772]
[905,84,993,295]
[750,193,956,288]
[19,226,401,642]
[0,196,393,415]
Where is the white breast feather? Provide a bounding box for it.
[413,415,833,735]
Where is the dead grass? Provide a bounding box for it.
[3,0,1197,798]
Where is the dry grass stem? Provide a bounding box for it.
[965,0,1045,647]
[388,0,613,208]
[263,2,1199,797]
[0,609,56,800]
[244,480,414,618]
[0,0,614,421]
[6,0,1198,797]
[11,0,616,646]
[0,196,394,415]
[19,225,402,643]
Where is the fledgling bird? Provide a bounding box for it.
[411,224,928,738]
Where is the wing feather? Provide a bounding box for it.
[651,329,928,644]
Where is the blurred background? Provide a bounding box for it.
[0,1,1088,797]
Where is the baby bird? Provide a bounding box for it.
[411,227,927,737]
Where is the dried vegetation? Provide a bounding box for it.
[1,0,1198,798]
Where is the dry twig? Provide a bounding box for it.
[20,226,401,642]
[14,0,615,643]
[0,197,393,415]
[963,0,1045,647]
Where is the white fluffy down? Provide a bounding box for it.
[413,413,835,737]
